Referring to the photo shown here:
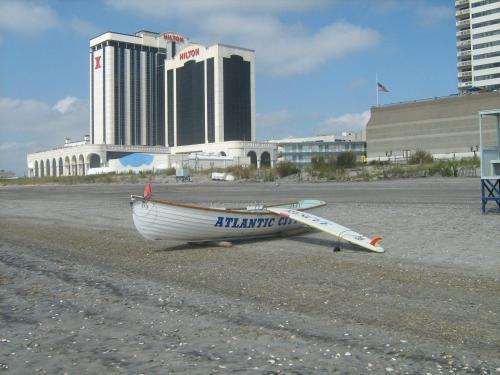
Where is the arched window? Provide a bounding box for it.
[247,151,257,167]
[88,153,101,168]
[260,151,271,168]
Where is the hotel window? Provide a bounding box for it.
[176,60,205,146]
[223,55,251,141]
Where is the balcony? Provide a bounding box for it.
[457,39,471,47]
[455,0,468,8]
[456,19,470,28]
[458,70,472,78]
[457,59,472,67]
[456,8,470,17]
[459,81,473,88]
[457,49,472,57]
[456,29,470,37]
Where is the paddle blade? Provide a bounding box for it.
[369,236,383,247]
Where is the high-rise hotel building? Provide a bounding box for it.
[90,30,255,147]
[456,0,500,93]
[165,44,255,147]
[90,30,184,145]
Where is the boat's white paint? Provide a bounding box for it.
[266,207,385,253]
[131,198,325,242]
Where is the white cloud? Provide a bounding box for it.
[0,97,88,175]
[53,96,78,114]
[314,110,370,135]
[106,0,378,76]
[0,0,59,34]
[0,1,100,38]
[105,0,330,17]
[200,15,379,76]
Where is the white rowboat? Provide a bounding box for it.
[131,183,384,253]
[131,195,326,242]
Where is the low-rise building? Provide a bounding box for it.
[26,136,276,177]
[366,91,500,160]
[269,134,366,168]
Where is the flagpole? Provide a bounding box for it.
[376,72,379,106]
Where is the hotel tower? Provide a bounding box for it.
[456,0,500,93]
[90,30,255,147]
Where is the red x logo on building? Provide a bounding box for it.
[95,56,101,70]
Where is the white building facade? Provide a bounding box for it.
[457,0,500,93]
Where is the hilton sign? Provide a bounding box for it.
[163,33,185,43]
[179,48,200,61]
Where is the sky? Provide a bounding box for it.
[0,0,456,176]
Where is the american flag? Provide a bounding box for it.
[377,82,389,92]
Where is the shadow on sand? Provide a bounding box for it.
[155,234,285,253]
[285,235,377,253]
[155,231,378,254]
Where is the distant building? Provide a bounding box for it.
[165,43,255,147]
[269,134,366,168]
[27,30,273,177]
[90,30,173,145]
[0,170,16,179]
[366,91,500,160]
[26,137,276,177]
[90,30,255,148]
[456,0,500,93]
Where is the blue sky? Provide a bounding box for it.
[0,0,456,175]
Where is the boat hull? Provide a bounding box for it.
[131,198,324,241]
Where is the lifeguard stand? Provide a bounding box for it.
[479,110,500,213]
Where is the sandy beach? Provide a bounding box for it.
[0,178,499,373]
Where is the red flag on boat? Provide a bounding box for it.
[144,182,152,200]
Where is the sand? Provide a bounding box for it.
[0,178,499,373]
